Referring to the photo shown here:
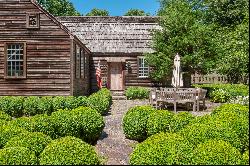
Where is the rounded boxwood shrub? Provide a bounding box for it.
[39,136,100,165]
[4,132,52,156]
[9,116,32,131]
[0,124,28,148]
[122,106,155,141]
[0,111,12,121]
[71,107,105,144]
[0,147,38,165]
[87,88,112,115]
[191,140,242,165]
[0,96,24,117]
[178,122,242,151]
[30,114,58,139]
[242,150,249,165]
[211,104,249,151]
[171,112,195,132]
[50,109,79,138]
[129,132,193,165]
[52,96,67,111]
[146,110,174,136]
[23,96,44,116]
[125,87,150,100]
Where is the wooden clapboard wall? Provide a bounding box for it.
[0,0,89,96]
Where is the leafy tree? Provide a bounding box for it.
[207,0,249,83]
[37,0,80,16]
[124,9,150,16]
[145,0,217,82]
[85,8,109,16]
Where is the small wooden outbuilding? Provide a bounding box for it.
[0,0,91,96]
[58,16,161,92]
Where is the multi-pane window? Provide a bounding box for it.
[80,48,85,78]
[5,43,26,78]
[75,45,80,79]
[138,57,149,78]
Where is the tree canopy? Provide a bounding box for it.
[37,0,80,16]
[146,0,249,83]
[124,9,150,16]
[85,8,109,16]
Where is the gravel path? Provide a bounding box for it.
[95,99,222,165]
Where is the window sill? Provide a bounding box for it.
[4,77,27,80]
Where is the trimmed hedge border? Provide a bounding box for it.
[125,87,150,100]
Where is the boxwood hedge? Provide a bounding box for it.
[0,111,12,121]
[242,150,249,165]
[125,87,150,100]
[0,96,24,117]
[146,110,174,136]
[0,147,38,165]
[190,139,242,165]
[171,112,195,132]
[4,132,52,156]
[129,132,193,165]
[122,106,155,141]
[0,124,28,148]
[39,136,100,165]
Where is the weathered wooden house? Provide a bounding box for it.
[58,16,160,92]
[0,0,91,96]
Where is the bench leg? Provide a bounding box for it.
[197,101,199,112]
[203,100,205,110]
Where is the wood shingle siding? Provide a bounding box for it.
[0,0,90,96]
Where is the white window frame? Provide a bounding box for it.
[138,56,149,78]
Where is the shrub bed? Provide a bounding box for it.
[190,139,242,165]
[125,87,150,100]
[129,132,193,165]
[0,124,28,148]
[87,88,112,115]
[39,136,100,165]
[0,111,12,121]
[4,132,52,156]
[193,84,249,103]
[0,147,38,165]
[0,88,111,117]
[0,96,24,117]
[146,110,174,136]
[122,106,155,141]
[50,107,104,144]
[178,122,242,151]
[242,150,249,165]
[171,112,195,132]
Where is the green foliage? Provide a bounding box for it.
[171,112,195,132]
[4,132,52,156]
[146,110,174,136]
[210,89,231,103]
[191,140,242,165]
[242,150,249,165]
[39,136,100,165]
[122,106,155,141]
[228,96,249,106]
[70,107,105,144]
[124,9,150,16]
[146,0,217,82]
[37,0,80,16]
[125,87,150,100]
[178,121,242,151]
[50,107,104,143]
[211,104,249,151]
[23,96,47,116]
[30,114,58,139]
[0,111,12,121]
[0,124,28,148]
[86,8,109,16]
[87,88,112,115]
[0,147,38,165]
[194,84,249,102]
[0,96,24,117]
[129,132,193,165]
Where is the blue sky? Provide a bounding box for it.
[68,0,160,16]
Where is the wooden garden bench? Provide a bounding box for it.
[149,88,207,112]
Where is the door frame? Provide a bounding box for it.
[107,62,125,90]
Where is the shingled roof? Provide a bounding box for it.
[57,16,161,54]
